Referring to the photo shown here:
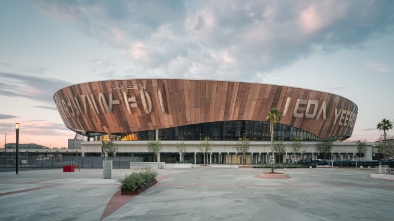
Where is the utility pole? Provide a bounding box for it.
[4,133,6,156]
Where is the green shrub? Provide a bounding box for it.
[119,168,158,191]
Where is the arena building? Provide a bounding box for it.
[54,79,372,164]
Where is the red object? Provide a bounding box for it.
[62,166,75,172]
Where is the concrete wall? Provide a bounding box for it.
[162,163,192,169]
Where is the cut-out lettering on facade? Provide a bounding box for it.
[282,97,356,129]
[55,83,168,117]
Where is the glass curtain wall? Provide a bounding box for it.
[132,120,320,141]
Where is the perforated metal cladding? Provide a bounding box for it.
[53,79,358,139]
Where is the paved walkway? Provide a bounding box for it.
[0,167,393,221]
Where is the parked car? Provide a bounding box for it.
[309,162,317,168]
[296,159,311,165]
[310,159,330,165]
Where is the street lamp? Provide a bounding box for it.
[15,123,19,175]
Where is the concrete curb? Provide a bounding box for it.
[257,172,290,179]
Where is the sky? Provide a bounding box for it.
[0,0,393,148]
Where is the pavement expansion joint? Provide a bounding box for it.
[0,183,63,197]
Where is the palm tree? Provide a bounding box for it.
[377,118,393,160]
[377,118,393,141]
[266,107,282,173]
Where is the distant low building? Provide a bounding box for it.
[68,139,82,149]
[5,143,49,149]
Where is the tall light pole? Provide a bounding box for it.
[15,123,19,175]
[4,133,6,156]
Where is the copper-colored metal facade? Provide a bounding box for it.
[53,79,357,139]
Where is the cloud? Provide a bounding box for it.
[0,72,72,105]
[363,128,377,131]
[366,62,391,74]
[22,67,47,75]
[0,114,18,119]
[89,57,118,78]
[0,121,72,137]
[25,121,70,132]
[35,0,394,81]
[324,86,347,90]
[89,57,115,69]
[19,127,71,137]
[34,106,58,111]
[0,62,12,67]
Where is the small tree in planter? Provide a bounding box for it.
[235,135,250,166]
[301,146,307,161]
[290,137,302,163]
[376,135,394,161]
[315,138,334,160]
[147,140,162,162]
[102,140,117,159]
[118,168,158,195]
[197,136,212,165]
[101,140,117,179]
[273,139,286,163]
[176,141,186,162]
[356,140,367,167]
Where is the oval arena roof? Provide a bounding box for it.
[53,79,357,139]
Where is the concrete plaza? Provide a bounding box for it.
[0,166,393,221]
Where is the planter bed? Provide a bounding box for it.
[258,172,290,179]
[121,179,158,195]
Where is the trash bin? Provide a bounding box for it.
[103,160,112,179]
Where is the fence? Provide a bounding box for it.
[0,156,143,169]
[2,156,392,169]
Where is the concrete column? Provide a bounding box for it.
[157,153,161,162]
[210,153,212,164]
[259,153,261,164]
[194,152,197,164]
[266,153,268,164]
[155,129,159,141]
[219,153,221,164]
[285,152,288,163]
[250,152,253,164]
[235,153,238,164]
